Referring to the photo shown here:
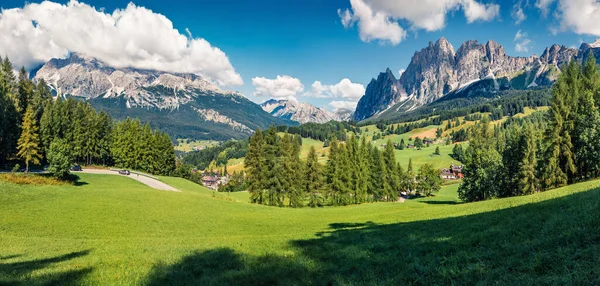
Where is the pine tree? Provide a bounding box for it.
[458,117,502,202]
[574,54,600,180]
[305,146,322,207]
[16,67,34,119]
[17,106,43,174]
[519,123,539,195]
[245,129,266,204]
[0,57,19,165]
[383,140,399,201]
[369,146,385,201]
[543,61,580,189]
[434,146,440,155]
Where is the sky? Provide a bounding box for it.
[1,0,599,111]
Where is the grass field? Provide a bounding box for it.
[1,173,600,284]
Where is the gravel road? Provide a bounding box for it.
[80,169,179,192]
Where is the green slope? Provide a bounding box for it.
[1,174,599,284]
[89,90,294,141]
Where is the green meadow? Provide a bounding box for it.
[1,173,600,284]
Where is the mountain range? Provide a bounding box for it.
[33,53,292,141]
[260,99,352,124]
[353,38,600,121]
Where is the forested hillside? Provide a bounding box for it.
[0,56,176,177]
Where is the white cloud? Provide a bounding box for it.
[398,69,406,77]
[512,1,527,25]
[338,0,406,45]
[330,100,358,111]
[0,1,242,86]
[535,0,555,16]
[339,0,500,44]
[252,75,304,101]
[514,30,533,53]
[309,78,365,100]
[552,0,600,37]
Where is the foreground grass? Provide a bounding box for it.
[1,173,599,284]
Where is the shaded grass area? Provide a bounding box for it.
[1,174,600,284]
[144,186,600,285]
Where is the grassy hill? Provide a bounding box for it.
[1,174,599,284]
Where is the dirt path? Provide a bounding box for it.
[80,169,179,192]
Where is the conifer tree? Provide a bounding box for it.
[17,106,42,174]
[543,61,580,188]
[0,57,19,165]
[245,129,266,204]
[305,146,322,207]
[458,117,502,202]
[574,54,600,180]
[519,123,539,195]
[16,67,34,119]
[383,140,399,201]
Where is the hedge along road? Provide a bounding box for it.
[80,169,180,192]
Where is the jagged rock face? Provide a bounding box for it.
[353,38,597,121]
[402,38,455,104]
[260,99,343,124]
[34,53,226,110]
[353,69,403,121]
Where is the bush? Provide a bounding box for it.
[47,139,73,180]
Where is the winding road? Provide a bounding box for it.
[81,169,179,192]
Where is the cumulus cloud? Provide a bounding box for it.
[512,1,527,25]
[330,100,359,111]
[514,30,533,53]
[338,0,500,44]
[252,75,304,101]
[310,78,365,100]
[548,0,600,37]
[398,69,406,77]
[338,0,406,45]
[252,76,364,109]
[0,1,242,86]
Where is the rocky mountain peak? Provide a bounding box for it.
[34,53,225,110]
[260,99,345,124]
[353,38,599,121]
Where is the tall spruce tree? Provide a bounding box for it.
[458,117,502,202]
[574,54,600,180]
[543,61,580,189]
[245,129,266,204]
[383,140,399,201]
[305,146,322,207]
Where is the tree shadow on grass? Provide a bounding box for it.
[0,250,93,285]
[145,187,600,285]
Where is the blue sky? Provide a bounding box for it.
[1,0,599,111]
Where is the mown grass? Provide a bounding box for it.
[1,173,599,284]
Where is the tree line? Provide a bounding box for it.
[459,55,600,201]
[0,56,175,178]
[244,127,442,207]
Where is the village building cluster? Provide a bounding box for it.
[440,163,464,180]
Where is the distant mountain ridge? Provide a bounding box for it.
[260,99,351,124]
[354,38,600,121]
[34,53,291,140]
